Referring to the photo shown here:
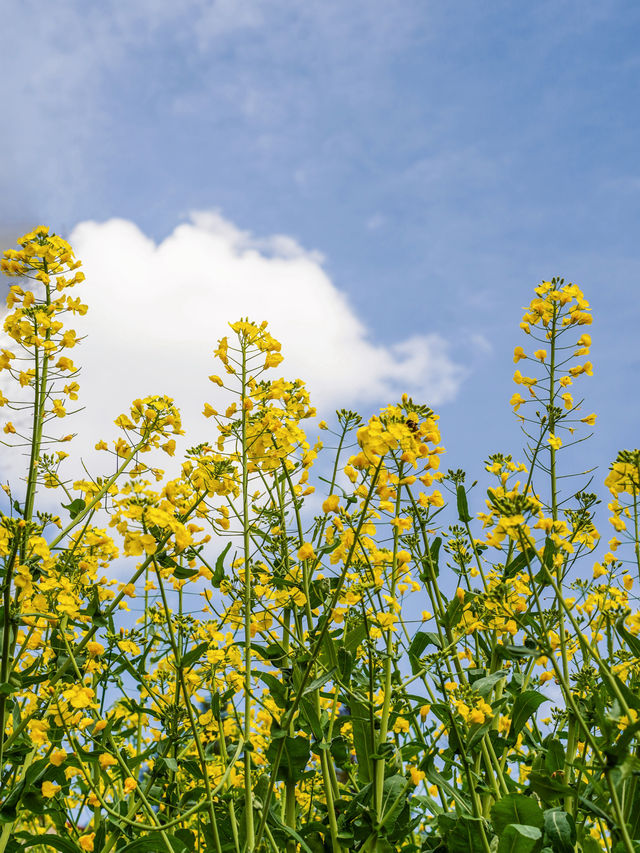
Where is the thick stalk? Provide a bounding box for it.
[241,339,255,851]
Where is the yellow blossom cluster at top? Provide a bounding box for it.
[509,279,596,431]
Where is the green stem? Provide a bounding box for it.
[241,339,255,852]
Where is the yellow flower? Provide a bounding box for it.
[513,346,527,363]
[55,356,76,372]
[62,684,96,709]
[86,641,105,657]
[377,612,397,631]
[98,753,118,771]
[580,413,597,425]
[409,767,426,785]
[510,393,525,412]
[41,780,61,798]
[28,718,50,746]
[49,748,68,767]
[548,434,562,450]
[533,349,547,361]
[322,495,340,514]
[264,352,284,369]
[123,777,137,794]
[51,399,66,417]
[79,835,95,852]
[297,542,316,561]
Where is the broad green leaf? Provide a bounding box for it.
[445,815,488,853]
[543,808,576,853]
[349,698,373,783]
[118,836,189,853]
[497,824,542,853]
[259,672,288,708]
[527,772,574,803]
[343,617,368,654]
[471,670,509,698]
[301,696,324,741]
[492,795,544,835]
[13,835,83,853]
[544,738,565,775]
[265,735,310,783]
[511,690,547,739]
[615,616,640,658]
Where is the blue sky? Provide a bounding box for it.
[1,0,639,501]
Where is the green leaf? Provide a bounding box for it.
[212,541,231,587]
[302,667,336,696]
[580,840,604,853]
[544,738,565,775]
[343,617,368,654]
[61,498,86,520]
[300,696,324,741]
[456,485,472,523]
[424,535,442,578]
[496,644,539,661]
[260,672,288,709]
[491,794,544,835]
[408,631,436,674]
[179,641,209,670]
[510,690,547,739]
[13,834,84,853]
[527,773,574,803]
[172,566,199,580]
[250,642,287,666]
[349,698,373,783]
[497,824,543,853]
[503,548,537,579]
[471,670,509,698]
[440,594,463,630]
[118,836,189,853]
[444,815,488,853]
[615,616,640,659]
[543,808,576,853]
[265,735,310,783]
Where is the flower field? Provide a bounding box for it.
[0,227,639,853]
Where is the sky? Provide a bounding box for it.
[1,0,639,510]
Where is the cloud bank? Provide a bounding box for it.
[2,213,465,481]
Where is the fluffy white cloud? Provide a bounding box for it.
[1,212,465,484]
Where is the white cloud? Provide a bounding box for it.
[1,212,465,484]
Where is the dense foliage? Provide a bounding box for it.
[0,227,639,853]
